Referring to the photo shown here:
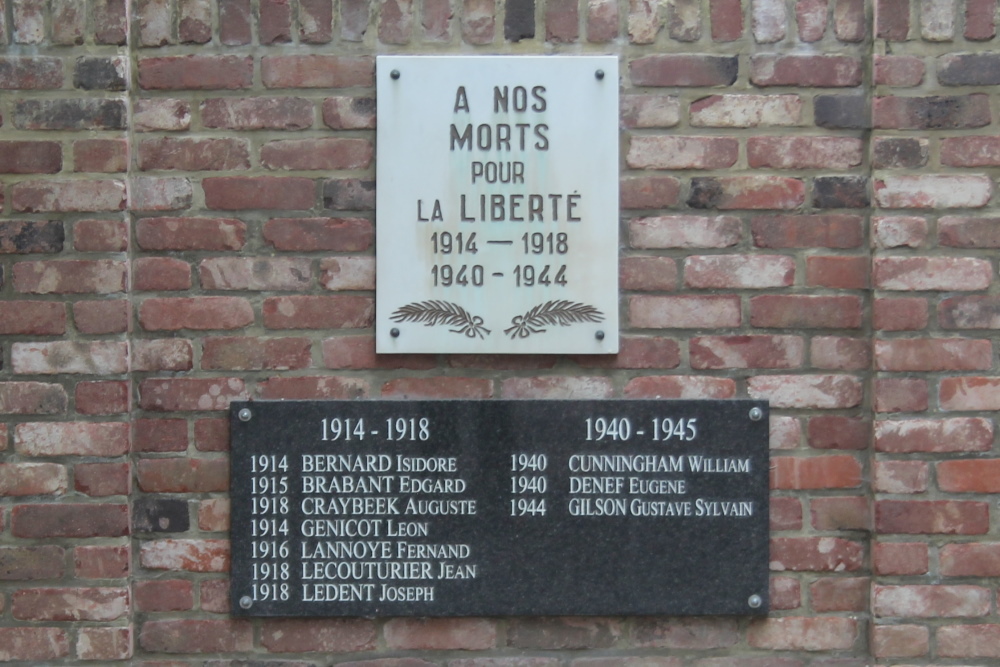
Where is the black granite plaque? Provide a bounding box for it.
[229,399,770,617]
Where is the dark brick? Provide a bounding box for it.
[814,176,869,209]
[14,99,127,131]
[505,0,535,40]
[73,57,127,91]
[873,95,991,130]
[133,497,191,534]
[12,504,129,538]
[938,53,1000,85]
[323,179,375,210]
[0,546,66,580]
[0,220,64,253]
[873,137,928,168]
[876,0,909,39]
[631,55,739,87]
[0,142,62,174]
[814,95,869,129]
[0,57,64,89]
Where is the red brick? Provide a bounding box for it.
[873,542,928,575]
[939,624,1000,659]
[874,460,928,494]
[0,56,63,89]
[264,217,372,251]
[771,455,861,490]
[965,0,996,39]
[73,138,128,173]
[199,257,311,291]
[140,619,252,653]
[15,421,129,456]
[630,55,738,87]
[770,537,863,572]
[201,96,313,130]
[691,335,803,369]
[623,376,735,399]
[139,378,248,411]
[876,500,989,534]
[446,356,555,372]
[808,415,869,450]
[13,259,126,294]
[619,256,675,291]
[141,539,230,572]
[200,578,230,612]
[219,0,251,43]
[873,215,928,248]
[941,377,1000,411]
[770,576,801,610]
[0,545,66,580]
[750,295,861,329]
[263,295,373,329]
[179,0,212,42]
[501,377,615,399]
[811,577,868,612]
[139,296,254,331]
[875,338,993,372]
[258,376,368,399]
[136,217,245,251]
[874,175,993,209]
[198,498,229,531]
[0,628,69,661]
[259,0,292,42]
[74,219,128,251]
[138,458,228,493]
[748,617,857,651]
[750,55,862,86]
[132,339,194,372]
[75,380,129,415]
[875,417,994,454]
[12,503,129,538]
[806,256,868,289]
[873,55,925,86]
[940,543,1000,576]
[942,136,1000,167]
[621,95,681,129]
[937,459,1000,493]
[203,176,315,210]
[135,579,194,612]
[134,418,188,453]
[749,375,862,409]
[939,215,1000,249]
[685,255,794,288]
[322,336,436,371]
[261,55,374,88]
[876,257,993,291]
[872,624,929,658]
[202,336,311,371]
[751,214,862,248]
[748,137,862,169]
[632,618,738,649]
[620,177,682,209]
[320,257,375,290]
[132,176,193,211]
[630,295,741,328]
[708,0,742,39]
[134,257,191,291]
[74,462,130,496]
[0,141,61,173]
[0,382,68,415]
[874,584,991,618]
[300,0,334,41]
[795,0,827,41]
[139,56,253,90]
[0,463,67,496]
[322,96,376,129]
[12,586,127,621]
[385,618,496,650]
[76,625,132,661]
[382,377,492,399]
[631,216,741,249]
[874,297,928,331]
[261,619,377,652]
[0,301,66,334]
[138,137,250,171]
[770,416,801,450]
[12,180,126,213]
[262,138,372,170]
[811,336,870,370]
[811,496,871,531]
[627,136,738,170]
[771,497,803,531]
[460,0,494,43]
[688,176,806,210]
[379,0,414,42]
[74,545,129,578]
[874,378,928,413]
[195,418,228,452]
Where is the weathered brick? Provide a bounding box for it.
[940,543,1000,577]
[382,377,491,399]
[631,215,740,248]
[630,55,738,87]
[179,0,212,42]
[814,95,868,129]
[132,339,194,372]
[74,461,130,496]
[73,56,126,91]
[833,0,864,39]
[874,585,991,618]
[0,463,68,496]
[76,626,132,661]
[199,257,311,291]
[12,587,128,621]
[0,382,68,414]
[0,628,69,661]
[633,618,738,649]
[685,255,794,288]
[75,380,130,415]
[813,176,869,208]
[873,94,991,129]
[134,98,191,132]
[751,295,862,328]
[140,619,251,653]
[806,256,867,289]
[139,296,254,331]
[688,176,806,210]
[874,297,928,331]
[198,498,230,530]
[15,421,129,456]
[202,336,312,370]
[748,375,862,409]
[752,214,862,248]
[873,55,925,86]
[771,455,861,489]
[202,96,314,130]
[875,0,909,38]
[876,338,992,372]
[0,301,66,335]
[941,136,1000,167]
[875,417,993,454]
[750,55,862,87]
[263,295,374,329]
[138,458,229,493]
[12,503,129,538]
[941,377,1000,411]
[134,257,192,291]
[15,98,127,130]
[0,219,64,253]
[0,545,66,580]
[811,336,870,370]
[871,625,928,658]
[74,544,129,578]
[264,217,372,251]
[873,257,993,290]
[876,500,989,534]
[300,0,334,41]
[135,176,199,212]
[261,55,374,88]
[874,542,928,575]
[627,136,738,169]
[940,295,1000,330]
[73,138,129,173]
[939,215,1000,248]
[380,0,414,42]
[139,56,253,90]
[873,216,928,248]
[627,0,657,43]
[385,619,496,650]
[52,0,86,45]
[261,619,376,652]
[136,217,246,251]
[258,376,369,399]
[204,177,315,210]
[939,624,1000,659]
[133,497,189,533]
[461,0,494,43]
[501,377,616,399]
[621,95,680,129]
[0,56,63,89]
[586,0,617,41]
[12,340,127,375]
[137,0,173,45]
[323,178,375,210]
[623,376,736,399]
[630,295,741,328]
[138,137,250,171]
[139,378,248,411]
[770,538,863,574]
[620,176,681,209]
[141,539,230,572]
[323,336,435,371]
[753,0,788,42]
[320,256,375,290]
[572,336,682,370]
[872,137,928,168]
[938,53,1000,86]
[874,460,928,493]
[12,181,126,213]
[748,137,862,169]
[875,377,929,413]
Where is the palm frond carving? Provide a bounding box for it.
[390,301,491,339]
[505,300,604,339]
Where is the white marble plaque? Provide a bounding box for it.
[376,56,619,354]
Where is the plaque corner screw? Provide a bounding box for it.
[238,408,252,422]
[390,327,400,338]
[595,69,605,80]
[239,595,253,609]
[390,69,400,80]
[748,594,762,609]
[749,407,763,422]
[595,330,605,340]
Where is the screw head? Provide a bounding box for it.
[595,69,605,80]
[748,594,762,608]
[238,408,252,422]
[390,328,400,338]
[595,330,605,340]
[390,69,400,80]
[240,596,253,609]
[749,407,763,421]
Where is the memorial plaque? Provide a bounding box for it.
[375,56,620,355]
[230,400,770,617]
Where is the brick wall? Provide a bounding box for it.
[0,0,998,663]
